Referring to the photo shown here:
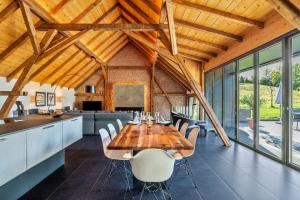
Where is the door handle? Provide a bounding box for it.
[71,119,78,122]
[43,125,54,129]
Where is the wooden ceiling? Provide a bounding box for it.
[0,0,292,89]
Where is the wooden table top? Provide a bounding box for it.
[107,123,194,150]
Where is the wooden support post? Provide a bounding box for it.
[0,91,28,96]
[154,78,173,107]
[175,55,230,146]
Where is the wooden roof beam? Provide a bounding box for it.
[165,0,178,55]
[180,52,210,63]
[266,0,300,30]
[39,29,58,51]
[0,1,19,24]
[51,0,71,14]
[177,43,216,58]
[175,19,243,42]
[37,23,168,31]
[176,33,228,51]
[173,0,264,28]
[18,0,40,55]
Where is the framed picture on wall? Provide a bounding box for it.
[35,92,46,106]
[47,93,56,106]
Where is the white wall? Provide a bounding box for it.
[0,77,75,117]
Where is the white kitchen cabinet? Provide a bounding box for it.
[26,122,63,169]
[62,116,82,148]
[0,132,26,186]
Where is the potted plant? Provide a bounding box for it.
[240,94,265,129]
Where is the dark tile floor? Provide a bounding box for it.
[20,134,300,200]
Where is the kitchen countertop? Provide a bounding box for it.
[0,115,81,136]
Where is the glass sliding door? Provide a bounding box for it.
[205,72,213,121]
[238,54,255,146]
[291,34,300,166]
[213,68,223,123]
[223,62,236,139]
[258,42,283,158]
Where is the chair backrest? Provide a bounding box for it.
[130,149,175,183]
[179,122,189,137]
[116,119,123,131]
[107,123,117,139]
[175,118,181,130]
[99,128,111,158]
[182,127,200,157]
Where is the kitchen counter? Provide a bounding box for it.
[0,115,80,136]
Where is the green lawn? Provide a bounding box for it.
[239,83,300,119]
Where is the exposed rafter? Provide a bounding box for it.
[175,19,243,42]
[165,0,178,55]
[173,0,264,28]
[0,1,19,24]
[18,0,40,55]
[71,0,106,23]
[176,33,228,51]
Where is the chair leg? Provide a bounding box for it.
[139,183,146,200]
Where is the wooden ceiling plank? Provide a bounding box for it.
[74,66,101,89]
[104,40,129,61]
[67,63,100,88]
[40,49,80,85]
[51,55,87,86]
[61,59,94,87]
[266,0,300,30]
[28,46,68,81]
[0,33,28,61]
[165,0,178,55]
[173,0,264,28]
[37,23,168,31]
[176,33,228,51]
[0,1,19,24]
[175,19,243,42]
[71,0,105,23]
[18,0,40,55]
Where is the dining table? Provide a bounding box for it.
[107,123,194,190]
[107,123,194,151]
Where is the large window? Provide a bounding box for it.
[238,54,255,147]
[291,34,300,166]
[213,68,223,123]
[258,42,283,158]
[223,62,236,139]
[204,31,300,170]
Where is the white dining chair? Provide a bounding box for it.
[171,127,200,188]
[98,129,132,193]
[107,123,117,139]
[130,149,175,199]
[116,119,123,131]
[179,122,189,137]
[175,118,181,130]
